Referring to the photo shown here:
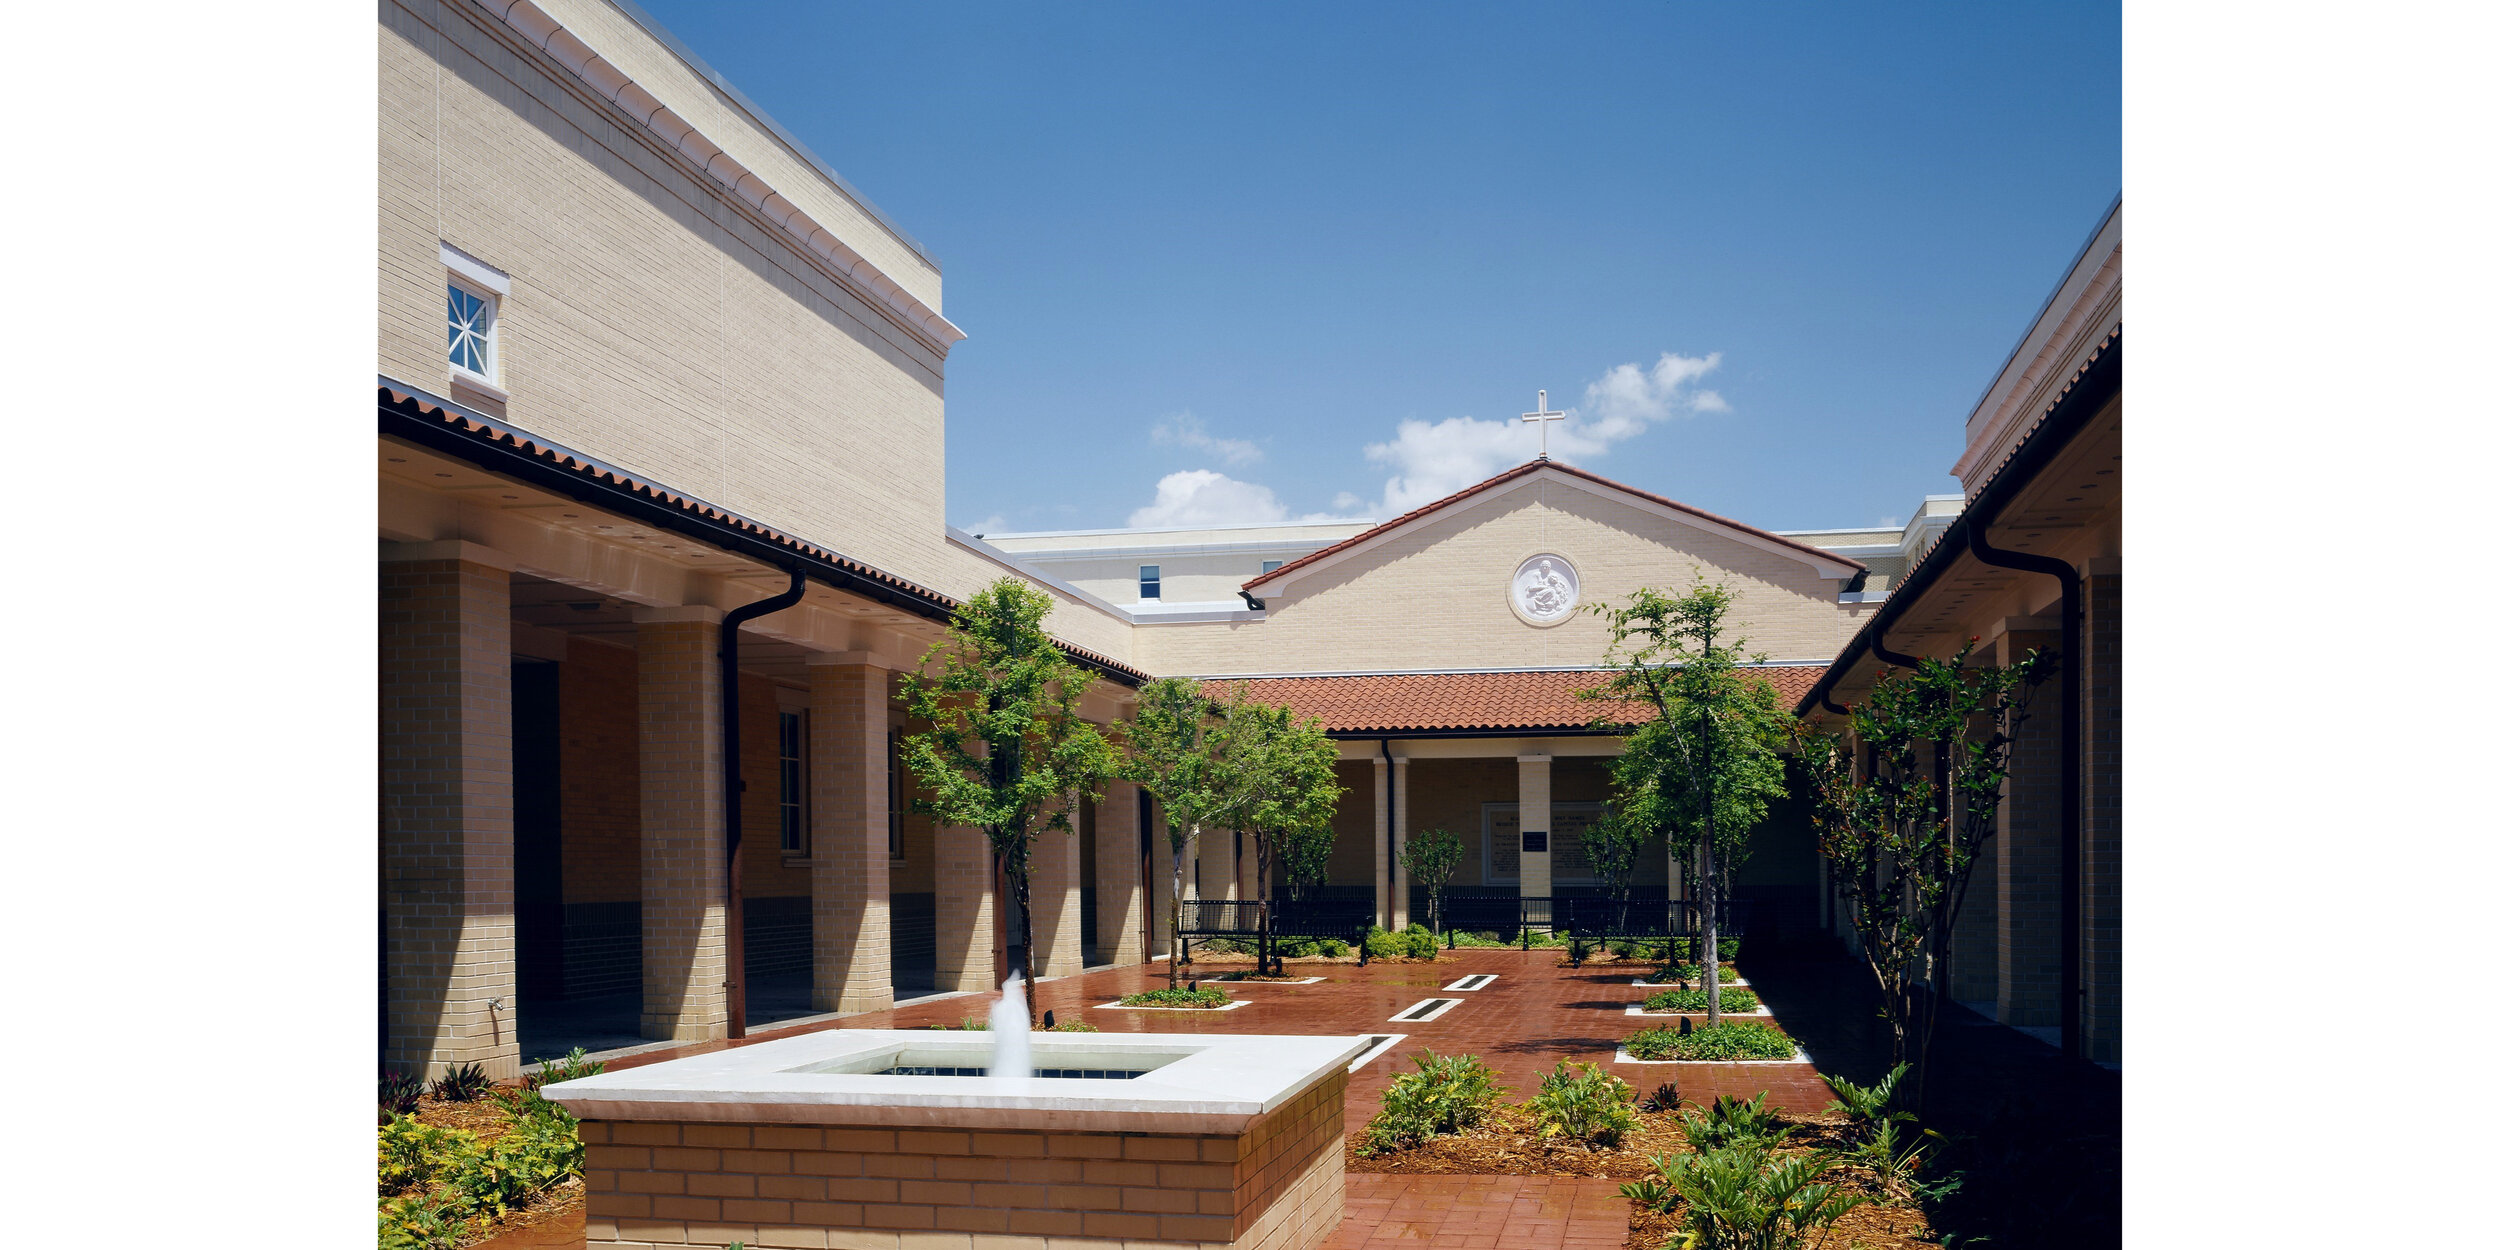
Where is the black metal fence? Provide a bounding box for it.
[1175,897,1376,962]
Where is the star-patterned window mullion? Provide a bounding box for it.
[447,283,494,377]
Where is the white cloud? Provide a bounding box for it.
[961,513,1009,536]
[1357,350,1728,514]
[1128,470,1293,527]
[1150,412,1263,466]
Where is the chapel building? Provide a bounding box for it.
[377,0,2121,1081]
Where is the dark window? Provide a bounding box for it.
[778,711,807,856]
[1139,565,1161,599]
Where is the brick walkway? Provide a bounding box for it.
[1323,1174,1628,1250]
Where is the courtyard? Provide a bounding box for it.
[446,943,2115,1250]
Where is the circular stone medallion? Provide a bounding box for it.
[1509,553,1581,626]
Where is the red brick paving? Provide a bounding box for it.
[1322,1174,1628,1250]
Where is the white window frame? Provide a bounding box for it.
[1139,564,1162,600]
[442,241,510,398]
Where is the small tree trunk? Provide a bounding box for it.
[1010,843,1039,1027]
[1168,826,1188,988]
[1256,833,1274,976]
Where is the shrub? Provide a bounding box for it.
[1357,1050,1502,1155]
[1119,987,1232,1008]
[1824,1062,1912,1143]
[1449,929,1506,948]
[1401,923,1439,960]
[1318,938,1351,957]
[1521,927,1565,949]
[1620,1144,1865,1249]
[1276,937,1317,958]
[1642,987,1761,1014]
[1677,1091,1790,1152]
[1195,937,1246,955]
[379,1087,586,1247]
[1624,1021,1796,1062]
[430,1062,492,1103]
[380,1069,426,1120]
[1650,962,1741,982]
[1525,1062,1639,1148]
[522,1047,606,1092]
[1639,1080,1683,1113]
[1046,1016,1101,1032]
[1363,926,1414,960]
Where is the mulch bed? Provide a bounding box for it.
[393,1088,586,1249]
[1348,1105,1944,1248]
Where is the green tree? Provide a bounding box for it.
[898,579,1118,1022]
[1580,806,1651,940]
[1800,640,2047,1085]
[1399,826,1465,939]
[1210,693,1344,975]
[1588,580,1795,1025]
[1122,676,1226,988]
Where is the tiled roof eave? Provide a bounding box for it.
[378,381,1150,686]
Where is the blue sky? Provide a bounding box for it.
[636,0,2117,535]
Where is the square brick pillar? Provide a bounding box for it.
[1094,779,1147,965]
[1371,756,1392,928]
[1950,820,2000,1008]
[380,546,521,1081]
[1148,795,1176,958]
[634,607,728,1042]
[1995,627,2064,1031]
[1389,756,1411,931]
[805,654,893,1015]
[1203,826,1239,901]
[1029,800,1087,978]
[933,822,998,992]
[1517,754,1554,902]
[2082,572,2122,1065]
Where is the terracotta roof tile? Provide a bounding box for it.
[1242,460,1865,592]
[1199,666,1828,735]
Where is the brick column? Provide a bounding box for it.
[933,822,997,992]
[1203,826,1238,901]
[1950,824,2000,1007]
[1029,800,1087,978]
[2081,572,2122,1064]
[805,654,893,1015]
[1148,794,1176,958]
[1389,756,1411,931]
[380,546,521,1081]
[634,607,727,1042]
[1094,779,1147,965]
[1371,756,1392,928]
[1517,754,1554,902]
[1995,627,2063,1032]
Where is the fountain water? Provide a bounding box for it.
[987,972,1033,1079]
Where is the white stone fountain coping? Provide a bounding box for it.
[540,1028,1367,1136]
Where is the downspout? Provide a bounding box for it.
[1966,522,2084,1061]
[721,567,810,1040]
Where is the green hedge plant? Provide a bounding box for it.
[1643,987,1760,1014]
[1356,1051,1502,1155]
[1525,1062,1639,1149]
[1623,1021,1796,1062]
[1118,987,1232,1008]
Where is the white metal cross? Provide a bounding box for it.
[1520,390,1566,460]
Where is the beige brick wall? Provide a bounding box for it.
[380,554,521,1081]
[637,614,728,1041]
[1028,805,1087,979]
[380,0,956,596]
[809,659,895,1015]
[561,636,640,905]
[1140,478,1845,675]
[1092,780,1148,967]
[579,1072,1347,1249]
[933,824,997,993]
